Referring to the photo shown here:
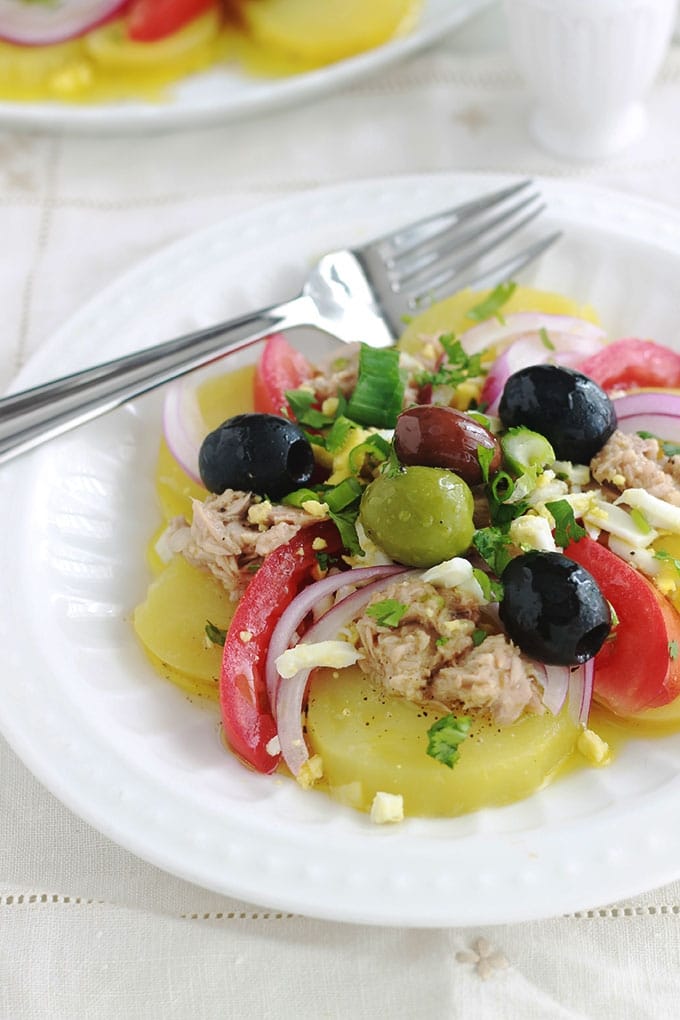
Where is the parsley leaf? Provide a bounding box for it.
[545,499,587,547]
[417,336,483,391]
[636,431,680,458]
[473,526,514,577]
[466,281,517,323]
[284,388,336,428]
[655,549,680,574]
[365,599,409,628]
[670,640,679,661]
[472,628,487,647]
[426,714,471,768]
[205,621,227,646]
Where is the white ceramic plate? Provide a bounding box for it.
[3,172,680,928]
[0,0,490,134]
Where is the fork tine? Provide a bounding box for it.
[408,231,562,311]
[371,179,535,258]
[389,191,544,289]
[405,202,548,308]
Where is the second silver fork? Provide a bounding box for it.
[0,179,560,464]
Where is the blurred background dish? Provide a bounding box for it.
[0,0,491,133]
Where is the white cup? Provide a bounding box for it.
[503,0,676,160]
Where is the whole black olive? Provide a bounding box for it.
[498,365,617,463]
[499,551,611,666]
[198,413,315,499]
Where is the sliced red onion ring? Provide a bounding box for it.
[539,663,570,717]
[265,564,407,712]
[162,376,207,485]
[481,330,608,415]
[458,312,606,357]
[568,659,594,727]
[0,0,126,45]
[273,569,413,776]
[613,390,680,442]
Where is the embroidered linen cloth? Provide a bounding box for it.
[2,7,680,1017]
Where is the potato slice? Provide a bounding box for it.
[244,0,420,65]
[134,555,235,699]
[306,667,579,816]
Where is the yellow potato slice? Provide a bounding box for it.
[134,554,235,701]
[306,667,579,816]
[244,0,420,65]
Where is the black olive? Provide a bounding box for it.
[498,365,617,463]
[198,412,315,499]
[499,551,611,666]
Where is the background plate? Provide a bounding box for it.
[2,172,680,927]
[0,0,491,134]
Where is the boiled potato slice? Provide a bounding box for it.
[398,285,599,356]
[306,667,579,816]
[244,0,420,65]
[134,554,235,701]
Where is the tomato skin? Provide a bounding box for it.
[220,521,342,773]
[253,333,313,417]
[577,338,680,393]
[127,0,217,42]
[564,537,680,716]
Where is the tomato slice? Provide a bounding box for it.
[127,0,217,42]
[253,333,313,417]
[577,338,680,393]
[220,520,343,773]
[564,537,680,716]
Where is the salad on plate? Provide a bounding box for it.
[134,281,680,822]
[0,0,422,102]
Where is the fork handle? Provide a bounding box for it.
[0,293,317,465]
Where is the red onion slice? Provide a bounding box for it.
[273,569,413,776]
[613,391,680,442]
[568,659,594,727]
[481,330,608,414]
[162,376,206,485]
[458,312,606,357]
[540,663,571,717]
[0,0,126,45]
[265,564,407,711]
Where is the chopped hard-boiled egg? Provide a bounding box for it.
[509,514,558,552]
[275,640,363,679]
[617,488,680,534]
[421,557,485,601]
[369,791,405,824]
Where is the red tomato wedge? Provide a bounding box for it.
[253,333,313,417]
[577,338,680,393]
[127,0,217,41]
[220,521,343,773]
[564,537,680,716]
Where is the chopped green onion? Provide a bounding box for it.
[346,345,405,428]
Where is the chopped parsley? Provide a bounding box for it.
[426,714,471,769]
[472,628,488,647]
[466,281,517,324]
[636,431,680,458]
[205,621,227,646]
[472,526,514,577]
[472,567,504,602]
[417,335,483,391]
[365,599,409,628]
[670,640,679,661]
[284,387,336,429]
[545,499,587,546]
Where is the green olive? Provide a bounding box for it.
[359,466,474,567]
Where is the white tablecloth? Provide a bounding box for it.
[3,5,680,1017]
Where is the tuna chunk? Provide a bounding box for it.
[590,430,680,506]
[354,578,542,725]
[167,489,318,597]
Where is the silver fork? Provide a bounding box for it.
[0,179,559,465]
